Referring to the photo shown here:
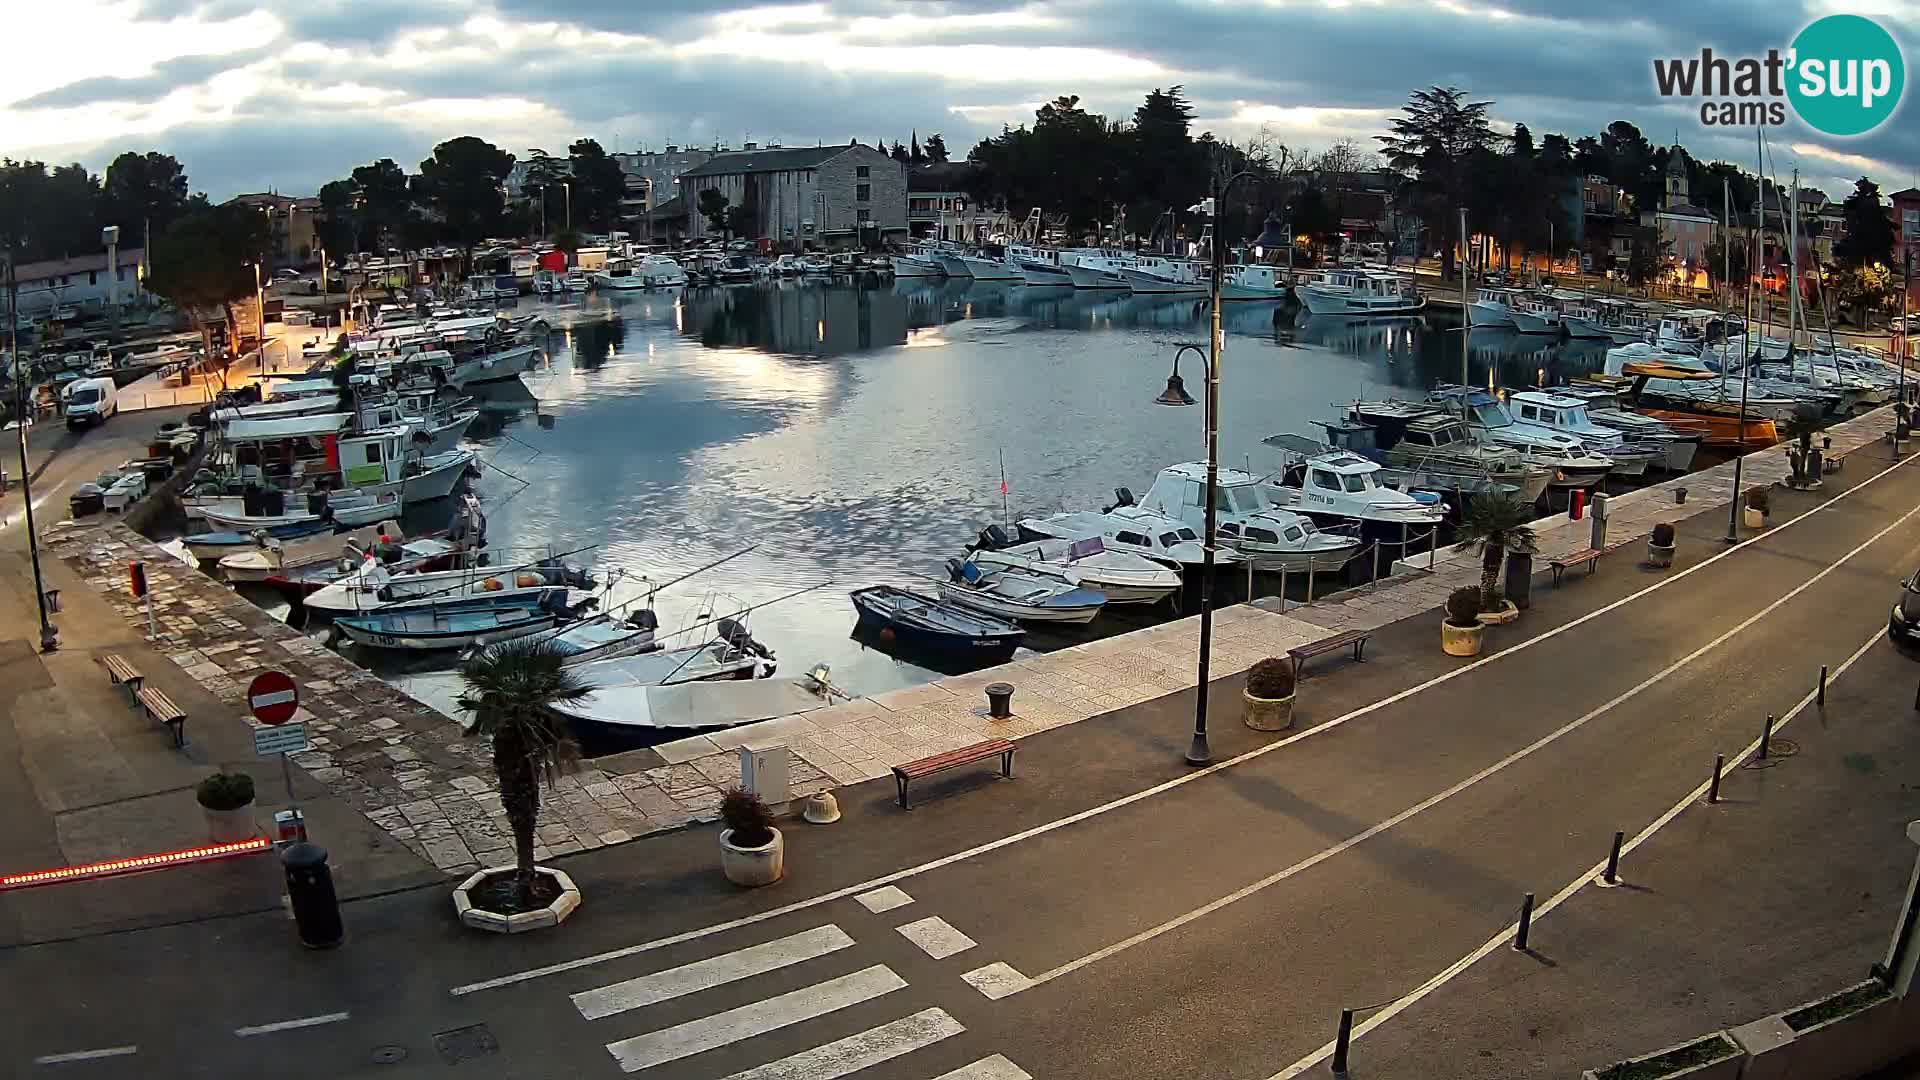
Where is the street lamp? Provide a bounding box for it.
[562,182,573,232]
[6,254,58,651]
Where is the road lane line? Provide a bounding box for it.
[712,1007,963,1080]
[1267,620,1889,1079]
[234,1011,350,1036]
[934,1055,1036,1080]
[605,964,906,1073]
[32,1047,138,1065]
[573,925,855,1021]
[854,886,914,913]
[1017,493,1920,991]
[895,916,977,960]
[450,443,1919,998]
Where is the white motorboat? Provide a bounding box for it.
[937,559,1107,624]
[532,611,661,666]
[305,556,591,615]
[1121,256,1206,295]
[563,270,590,292]
[635,254,689,286]
[1510,295,1562,335]
[209,394,344,425]
[1427,387,1615,489]
[1653,309,1726,354]
[1604,344,1809,421]
[1254,440,1452,533]
[1008,244,1073,287]
[1135,462,1375,567]
[1015,506,1241,571]
[967,531,1181,605]
[1327,401,1551,504]
[892,246,946,277]
[1543,385,1704,472]
[1296,269,1424,315]
[197,492,403,530]
[1468,287,1520,327]
[1560,298,1650,343]
[591,258,649,290]
[332,589,575,651]
[1060,252,1134,290]
[958,252,1022,281]
[1218,265,1292,302]
[1506,390,1662,477]
[933,251,974,277]
[555,671,833,740]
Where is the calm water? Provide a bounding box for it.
[422,278,1620,700]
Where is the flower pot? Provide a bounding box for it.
[1476,600,1519,626]
[1243,689,1295,732]
[1441,619,1484,657]
[720,827,785,887]
[202,802,258,844]
[1647,540,1675,568]
[452,865,582,934]
[1743,506,1764,530]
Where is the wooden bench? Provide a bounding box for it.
[1549,540,1633,585]
[893,738,1015,809]
[1288,628,1373,678]
[101,654,144,700]
[134,686,187,748]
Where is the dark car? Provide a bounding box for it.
[1889,574,1920,643]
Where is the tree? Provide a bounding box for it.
[910,132,924,164]
[1704,236,1750,293]
[99,151,189,238]
[522,148,569,235]
[1377,86,1495,277]
[348,158,411,251]
[456,638,591,908]
[889,141,910,163]
[1453,492,1537,613]
[697,188,731,237]
[317,179,359,259]
[0,159,100,262]
[1288,184,1339,249]
[1627,230,1670,286]
[725,204,755,241]
[923,133,949,164]
[567,138,627,234]
[1834,177,1895,268]
[415,136,514,254]
[144,203,269,362]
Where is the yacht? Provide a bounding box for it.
[967,530,1181,606]
[1059,252,1135,290]
[1121,256,1206,295]
[1506,390,1663,477]
[1296,269,1424,315]
[1537,385,1703,472]
[957,250,1022,281]
[1009,244,1074,287]
[1256,438,1453,535]
[1468,287,1521,327]
[1324,400,1550,503]
[1427,387,1615,489]
[591,257,648,290]
[892,245,946,278]
[1509,295,1562,335]
[1014,505,1239,573]
[1133,461,1379,565]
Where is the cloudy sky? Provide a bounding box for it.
[2,0,1914,201]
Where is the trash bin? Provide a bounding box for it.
[1503,553,1532,611]
[281,842,343,949]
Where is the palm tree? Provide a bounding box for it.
[1454,493,1539,612]
[1781,403,1823,486]
[456,637,591,905]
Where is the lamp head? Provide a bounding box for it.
[1155,372,1197,407]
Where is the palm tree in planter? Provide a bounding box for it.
[1453,493,1538,622]
[1781,404,1823,488]
[455,637,591,924]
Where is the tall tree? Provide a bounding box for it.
[1834,177,1895,268]
[98,151,189,238]
[348,158,411,251]
[923,133,949,164]
[522,148,569,235]
[889,141,910,163]
[910,131,924,164]
[1377,86,1495,276]
[415,136,514,254]
[697,188,732,239]
[316,179,359,260]
[144,203,269,360]
[567,138,627,233]
[0,160,101,261]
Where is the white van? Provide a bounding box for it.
[64,377,118,430]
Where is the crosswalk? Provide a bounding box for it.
[565,897,1031,1079]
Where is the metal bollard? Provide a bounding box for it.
[1709,754,1725,803]
[1819,665,1828,706]
[1514,892,1536,951]
[1603,831,1624,885]
[1307,557,1316,603]
[282,842,344,949]
[985,682,1014,720]
[1330,1008,1354,1075]
[1760,713,1775,759]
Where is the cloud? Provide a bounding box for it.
[16,46,274,108]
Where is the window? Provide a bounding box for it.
[1218,523,1241,537]
[1183,481,1203,507]
[1518,404,1537,420]
[1115,530,1150,546]
[856,165,870,178]
[1283,526,1305,541]
[1175,528,1197,541]
[1342,474,1366,493]
[365,444,383,464]
[857,209,870,223]
[1404,431,1432,447]
[856,184,870,202]
[1310,469,1341,490]
[1159,532,1182,548]
[1246,527,1279,544]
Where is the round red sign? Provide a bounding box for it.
[247,671,300,726]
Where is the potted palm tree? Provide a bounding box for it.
[1442,586,1485,656]
[1646,522,1676,568]
[1243,657,1296,731]
[720,788,784,887]
[1782,405,1823,489]
[196,771,257,843]
[1743,486,1769,529]
[450,637,590,933]
[1453,492,1537,625]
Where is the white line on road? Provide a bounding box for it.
[712,1007,964,1080]
[573,925,855,1021]
[895,916,977,960]
[1016,491,1920,991]
[934,1055,1037,1080]
[854,885,914,913]
[605,964,907,1073]
[1266,618,1891,1079]
[233,1011,351,1037]
[449,445,1920,999]
[33,1047,138,1065]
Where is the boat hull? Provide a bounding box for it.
[1510,311,1559,334]
[935,584,1103,624]
[1296,288,1426,316]
[1468,302,1515,327]
[960,257,1021,281]
[1064,263,1129,289]
[1121,269,1205,295]
[1561,315,1617,340]
[892,256,942,278]
[851,600,1023,663]
[335,612,561,651]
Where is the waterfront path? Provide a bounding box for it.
[5,413,1920,1077]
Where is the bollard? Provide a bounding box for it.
[1247,555,1255,601]
[1279,566,1288,613]
[1371,544,1380,590]
[1819,665,1828,706]
[1514,892,1536,951]
[1675,486,1687,505]
[985,682,1014,720]
[1307,557,1316,603]
[1330,1008,1354,1075]
[1603,831,1624,885]
[1760,713,1775,759]
[282,842,344,949]
[1709,754,1725,803]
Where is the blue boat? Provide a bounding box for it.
[332,589,573,651]
[851,585,1025,663]
[182,520,335,561]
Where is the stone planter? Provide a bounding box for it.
[1243,689,1295,732]
[452,865,582,934]
[201,803,258,844]
[1742,506,1765,530]
[720,827,784,887]
[1580,1032,1743,1080]
[1752,980,1903,1080]
[1441,620,1484,657]
[1476,600,1519,626]
[1646,540,1675,568]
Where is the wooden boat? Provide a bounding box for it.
[331,589,572,651]
[966,531,1181,606]
[850,585,1025,663]
[936,559,1106,624]
[555,672,834,745]
[184,520,334,561]
[1582,364,1780,449]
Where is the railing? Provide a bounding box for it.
[116,384,214,411]
[1251,524,1445,611]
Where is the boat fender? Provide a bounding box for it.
[480,577,504,592]
[514,573,543,588]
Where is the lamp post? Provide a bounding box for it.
[253,261,265,373]
[562,182,573,233]
[6,255,57,652]
[1154,162,1260,766]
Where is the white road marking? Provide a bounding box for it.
[33,1047,138,1065]
[1266,619,1890,1079]
[1016,493,1920,992]
[960,963,1033,1000]
[854,885,914,913]
[935,1055,1037,1080]
[895,916,977,959]
[574,925,855,1021]
[449,445,1919,998]
[234,1011,351,1036]
[605,964,906,1073]
[711,1007,963,1080]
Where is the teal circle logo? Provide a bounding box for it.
[1787,15,1905,136]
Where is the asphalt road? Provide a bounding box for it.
[6,443,1920,1079]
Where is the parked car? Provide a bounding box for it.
[63,376,118,430]
[1891,573,1920,645]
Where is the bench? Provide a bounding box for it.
[1548,540,1636,585]
[101,654,144,700]
[893,738,1015,809]
[134,686,187,748]
[1288,628,1373,678]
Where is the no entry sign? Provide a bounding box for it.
[247,671,300,726]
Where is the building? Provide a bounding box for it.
[906,163,1006,243]
[614,147,717,212]
[1893,188,1920,305]
[228,193,321,268]
[5,247,147,317]
[636,195,689,248]
[1641,148,1716,286]
[678,142,907,249]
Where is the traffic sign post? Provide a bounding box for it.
[248,672,306,843]
[129,562,154,640]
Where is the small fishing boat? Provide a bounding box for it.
[215,522,401,584]
[850,585,1025,663]
[536,610,662,666]
[555,672,838,745]
[198,493,401,531]
[936,559,1106,624]
[967,529,1181,606]
[183,520,335,562]
[305,556,589,614]
[1015,506,1241,573]
[332,589,575,651]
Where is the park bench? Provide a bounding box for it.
[893,738,1015,809]
[134,686,187,748]
[1287,628,1373,679]
[1548,540,1632,586]
[101,654,144,701]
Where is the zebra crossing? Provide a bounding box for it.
[565,889,1031,1079]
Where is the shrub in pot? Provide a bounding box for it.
[196,771,257,843]
[1646,521,1676,568]
[1243,657,1296,732]
[1441,586,1486,657]
[1743,486,1769,529]
[719,788,784,887]
[1453,492,1534,624]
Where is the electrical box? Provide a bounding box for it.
[739,745,790,807]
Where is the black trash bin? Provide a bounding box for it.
[282,842,344,949]
[1504,551,1534,611]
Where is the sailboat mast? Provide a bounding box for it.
[1722,175,1731,392]
[1459,206,1470,389]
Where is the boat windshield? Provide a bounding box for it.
[1472,402,1510,428]
[1341,473,1370,493]
[1213,484,1269,512]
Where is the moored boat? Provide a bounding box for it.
[331,589,575,651]
[850,585,1025,664]
[937,559,1106,624]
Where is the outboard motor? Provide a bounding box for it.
[946,557,965,582]
[715,617,774,659]
[625,608,660,632]
[971,524,1011,552]
[1102,487,1136,512]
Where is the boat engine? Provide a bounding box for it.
[1102,487,1135,513]
[971,524,1012,552]
[716,617,774,660]
[625,608,660,632]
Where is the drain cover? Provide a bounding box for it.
[370,1046,408,1065]
[434,1024,499,1065]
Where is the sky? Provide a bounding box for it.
[1,0,1915,202]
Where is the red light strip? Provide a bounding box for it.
[0,837,273,890]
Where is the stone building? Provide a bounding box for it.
[677,142,907,249]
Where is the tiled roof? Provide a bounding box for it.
[680,145,855,179]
